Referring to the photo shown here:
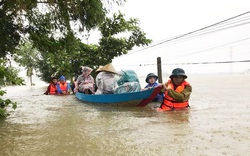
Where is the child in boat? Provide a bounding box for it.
[56,75,71,95]
[157,68,192,111]
[143,73,163,102]
[44,77,58,95]
[74,66,95,94]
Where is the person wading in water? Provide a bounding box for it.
[157,68,192,111]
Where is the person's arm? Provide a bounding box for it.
[44,84,51,95]
[56,83,62,94]
[67,83,71,94]
[74,76,80,92]
[161,82,168,92]
[90,75,95,84]
[167,86,192,102]
[141,84,150,91]
[155,82,162,87]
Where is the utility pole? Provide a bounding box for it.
[157,57,163,83]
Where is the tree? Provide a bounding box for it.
[98,12,152,61]
[14,42,40,86]
[1,0,126,117]
[0,1,21,58]
[0,0,153,117]
[15,12,151,82]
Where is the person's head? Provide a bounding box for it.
[169,68,187,86]
[81,66,93,77]
[59,75,66,84]
[51,77,58,85]
[145,73,158,84]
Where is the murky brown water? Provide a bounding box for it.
[1,74,250,156]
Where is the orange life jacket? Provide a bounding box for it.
[58,82,68,92]
[160,80,190,110]
[49,83,57,95]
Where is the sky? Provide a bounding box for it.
[106,0,250,75]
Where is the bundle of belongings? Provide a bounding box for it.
[115,70,141,94]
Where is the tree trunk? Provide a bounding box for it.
[30,76,33,86]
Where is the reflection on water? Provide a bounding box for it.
[0,74,250,155]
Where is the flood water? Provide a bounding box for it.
[1,74,250,156]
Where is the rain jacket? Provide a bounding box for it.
[95,71,118,94]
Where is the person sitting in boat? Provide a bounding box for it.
[142,73,163,102]
[44,77,58,95]
[115,70,141,94]
[74,66,95,94]
[56,75,71,95]
[95,63,119,94]
[157,68,192,111]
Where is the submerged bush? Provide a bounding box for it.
[0,90,17,117]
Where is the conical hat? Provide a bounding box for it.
[98,63,118,74]
[96,65,103,72]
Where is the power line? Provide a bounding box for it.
[114,37,250,66]
[161,37,250,62]
[126,11,250,55]
[162,60,250,65]
[115,59,250,67]
[152,18,250,51]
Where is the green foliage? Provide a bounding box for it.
[1,0,124,58]
[0,59,24,85]
[0,59,21,118]
[0,2,21,58]
[0,93,17,117]
[15,12,151,83]
[14,42,38,85]
[98,12,152,58]
[1,0,128,117]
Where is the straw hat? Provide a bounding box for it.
[96,65,103,73]
[98,63,118,74]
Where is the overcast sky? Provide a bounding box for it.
[18,0,250,84]
[108,0,250,75]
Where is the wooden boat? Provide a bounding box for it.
[75,85,162,106]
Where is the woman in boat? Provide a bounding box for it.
[44,77,58,95]
[143,73,163,102]
[74,66,95,94]
[56,75,71,95]
[157,68,192,111]
[95,63,119,94]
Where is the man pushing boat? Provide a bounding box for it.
[157,68,192,111]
